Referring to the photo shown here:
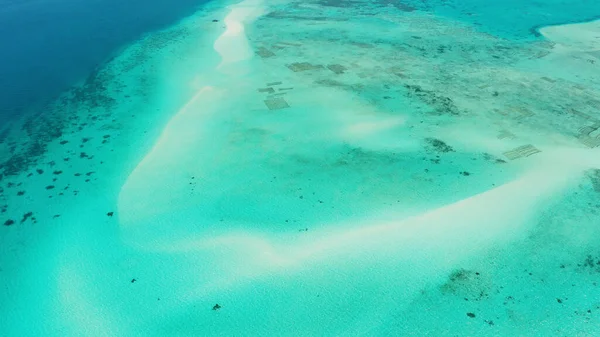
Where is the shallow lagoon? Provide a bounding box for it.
[1,0,600,335]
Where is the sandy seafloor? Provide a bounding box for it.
[2,0,600,335]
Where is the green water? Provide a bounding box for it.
[2,0,600,335]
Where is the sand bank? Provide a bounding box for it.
[539,19,600,52]
[213,0,267,68]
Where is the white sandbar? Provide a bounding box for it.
[539,19,600,52]
[213,0,267,67]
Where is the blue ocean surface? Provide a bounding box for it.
[0,0,210,119]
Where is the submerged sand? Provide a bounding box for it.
[539,19,600,52]
[2,0,600,336]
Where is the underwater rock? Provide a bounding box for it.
[403,84,460,115]
[587,169,600,192]
[20,212,33,223]
[577,254,600,273]
[441,269,490,301]
[3,219,14,226]
[425,138,455,153]
[482,153,506,164]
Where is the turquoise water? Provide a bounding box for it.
[1,0,600,335]
[417,0,600,39]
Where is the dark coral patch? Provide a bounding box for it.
[425,138,455,153]
[21,212,33,223]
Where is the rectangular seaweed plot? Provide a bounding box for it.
[513,107,535,119]
[577,125,600,148]
[277,41,302,47]
[287,62,323,72]
[327,64,347,74]
[579,136,600,148]
[264,97,290,110]
[258,87,276,94]
[540,76,556,83]
[503,144,541,160]
[496,107,534,120]
[256,47,275,58]
[497,130,516,140]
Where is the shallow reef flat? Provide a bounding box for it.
[1,0,600,336]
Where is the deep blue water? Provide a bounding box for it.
[1,0,599,121]
[0,0,209,119]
